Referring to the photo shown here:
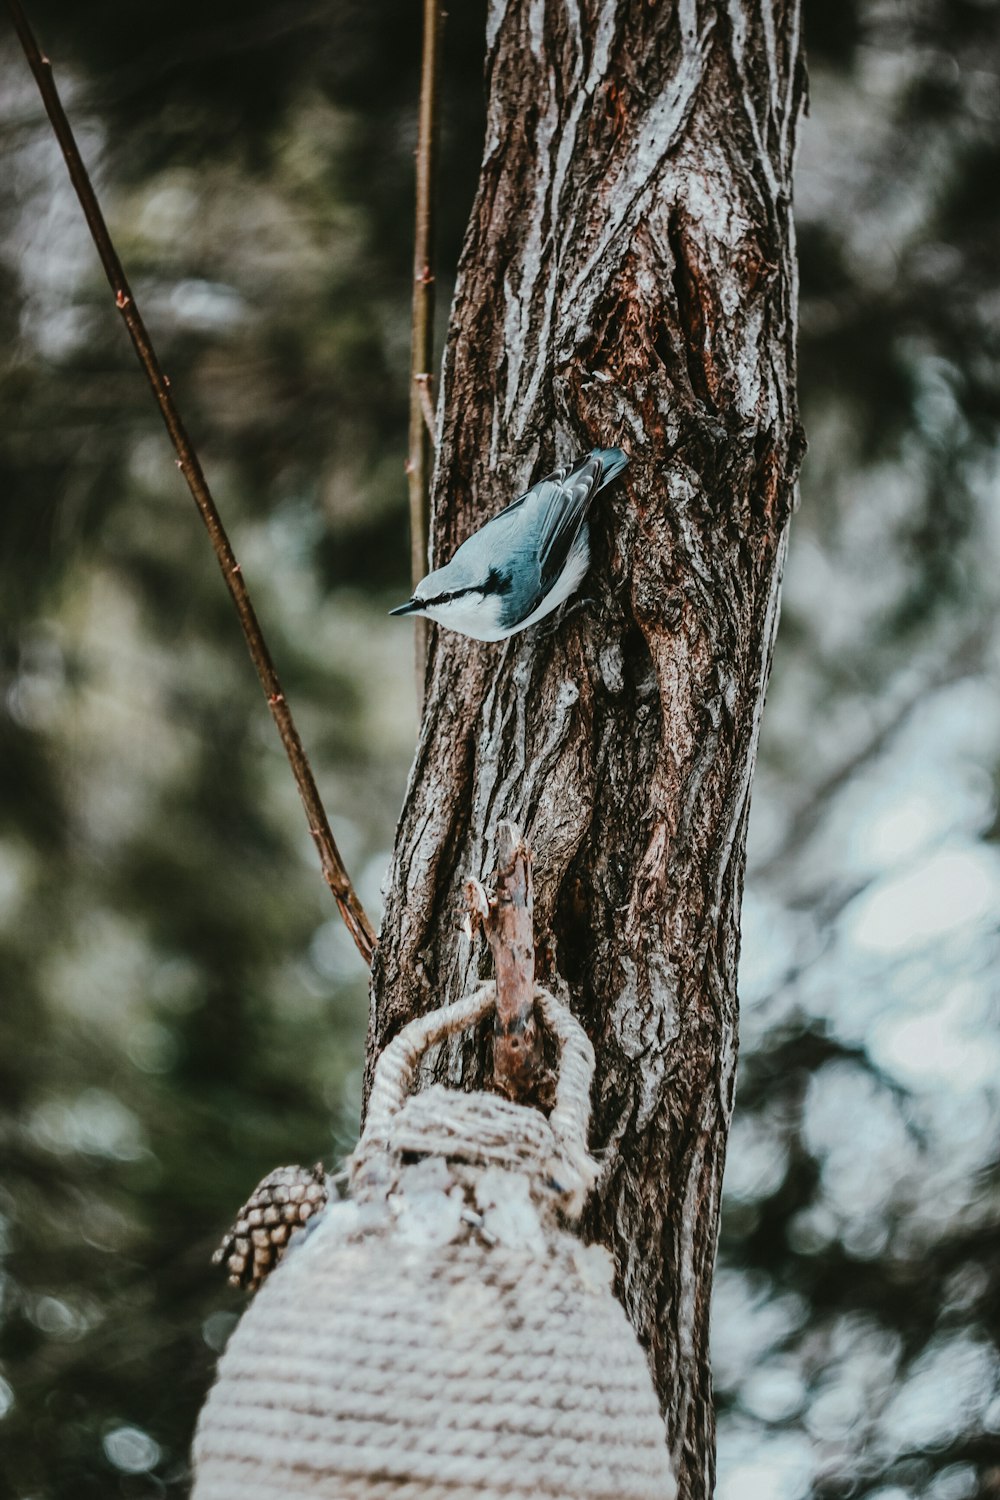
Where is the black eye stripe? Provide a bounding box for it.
[418,570,511,609]
[420,585,481,608]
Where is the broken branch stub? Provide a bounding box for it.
[481,822,544,1101]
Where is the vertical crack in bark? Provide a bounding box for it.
[370,4,806,1497]
[667,212,718,414]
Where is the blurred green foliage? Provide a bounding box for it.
[0,3,486,1492]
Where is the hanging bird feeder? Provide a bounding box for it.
[192,983,676,1500]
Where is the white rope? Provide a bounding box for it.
[533,985,597,1196]
[362,985,498,1146]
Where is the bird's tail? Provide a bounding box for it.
[591,446,629,489]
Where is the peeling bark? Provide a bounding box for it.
[369,2,805,1495]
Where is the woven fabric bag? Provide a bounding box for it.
[192,985,677,1500]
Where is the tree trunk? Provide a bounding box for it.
[369,3,806,1496]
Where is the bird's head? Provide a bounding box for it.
[389,557,514,641]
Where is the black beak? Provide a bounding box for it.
[389,599,421,617]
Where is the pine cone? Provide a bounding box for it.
[213,1162,329,1292]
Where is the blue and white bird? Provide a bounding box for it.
[390,446,628,642]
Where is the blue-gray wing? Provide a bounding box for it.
[524,452,605,595]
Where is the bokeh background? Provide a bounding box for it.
[0,1,998,1495]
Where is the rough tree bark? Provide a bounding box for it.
[369,3,806,1497]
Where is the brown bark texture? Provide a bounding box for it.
[369,2,806,1496]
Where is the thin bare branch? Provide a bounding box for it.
[5,0,376,967]
[408,0,443,712]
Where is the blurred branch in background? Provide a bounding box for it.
[4,0,376,966]
[753,621,992,888]
[407,0,443,708]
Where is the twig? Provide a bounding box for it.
[414,372,437,443]
[468,822,544,1102]
[408,0,443,712]
[5,0,376,968]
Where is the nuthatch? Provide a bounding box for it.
[390,447,628,641]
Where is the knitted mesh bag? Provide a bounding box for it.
[192,985,677,1500]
